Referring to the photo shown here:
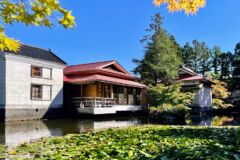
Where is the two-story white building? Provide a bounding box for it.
[0,44,66,121]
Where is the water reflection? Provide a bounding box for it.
[2,121,52,147]
[189,115,239,126]
[0,117,145,146]
[0,115,239,146]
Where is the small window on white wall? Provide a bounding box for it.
[42,68,52,79]
[31,84,42,100]
[31,84,52,101]
[31,66,42,77]
[42,85,52,100]
[31,66,52,79]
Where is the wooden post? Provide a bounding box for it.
[105,98,106,107]
[80,84,83,97]
[94,98,96,108]
[110,84,113,98]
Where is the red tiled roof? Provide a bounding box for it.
[178,65,215,84]
[64,60,129,74]
[64,60,136,80]
[64,74,146,88]
[64,60,115,73]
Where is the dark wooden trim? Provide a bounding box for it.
[30,83,52,101]
[31,84,42,100]
[31,65,53,80]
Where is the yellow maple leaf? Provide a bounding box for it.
[153,0,206,14]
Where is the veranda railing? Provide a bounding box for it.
[71,97,116,108]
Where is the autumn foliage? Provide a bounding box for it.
[154,0,206,14]
[211,79,233,110]
[0,0,75,52]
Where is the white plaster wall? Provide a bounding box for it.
[0,55,5,107]
[197,85,212,108]
[4,53,65,109]
[42,68,51,79]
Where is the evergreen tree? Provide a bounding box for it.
[182,42,195,69]
[211,46,222,75]
[219,52,234,81]
[192,40,211,75]
[170,35,182,60]
[182,40,211,75]
[133,13,182,85]
[232,42,240,90]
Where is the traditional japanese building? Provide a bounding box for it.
[64,60,147,115]
[178,65,215,112]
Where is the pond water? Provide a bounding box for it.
[0,114,240,146]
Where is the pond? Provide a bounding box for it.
[0,114,240,147]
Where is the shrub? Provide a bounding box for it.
[212,79,229,99]
[150,104,191,122]
[211,79,233,110]
[148,83,194,107]
[148,83,194,121]
[213,99,232,110]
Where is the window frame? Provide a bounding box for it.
[31,84,52,101]
[31,65,52,79]
[31,84,42,100]
[31,66,42,78]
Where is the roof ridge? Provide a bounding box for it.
[20,43,50,52]
[5,43,66,65]
[100,67,133,76]
[48,50,67,65]
[68,60,115,67]
[21,43,67,65]
[180,65,199,76]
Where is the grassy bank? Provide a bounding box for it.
[2,125,240,160]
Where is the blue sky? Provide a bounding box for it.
[5,0,240,72]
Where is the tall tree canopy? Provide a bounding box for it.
[192,40,211,75]
[182,40,211,75]
[133,13,182,85]
[219,52,234,81]
[232,42,240,90]
[182,42,194,69]
[211,46,222,75]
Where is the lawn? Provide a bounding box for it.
[2,125,240,160]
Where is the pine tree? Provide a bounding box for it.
[192,40,211,75]
[133,13,182,85]
[182,40,211,75]
[219,52,234,81]
[211,46,222,75]
[232,42,240,90]
[182,42,195,69]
